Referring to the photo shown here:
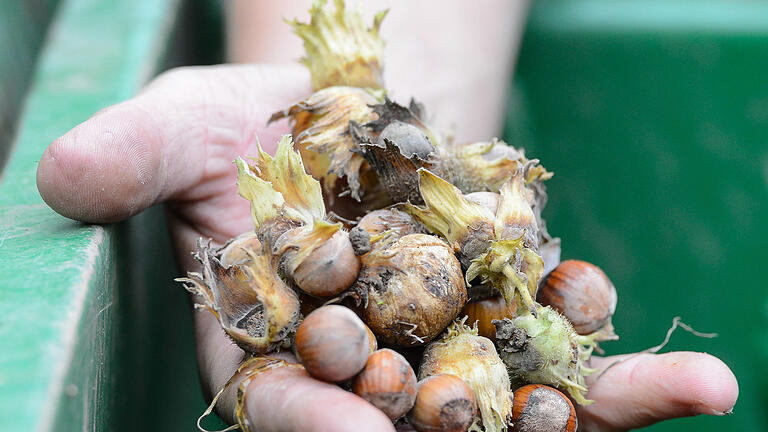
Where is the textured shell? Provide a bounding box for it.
[512,384,577,432]
[295,305,370,382]
[537,260,617,335]
[352,349,417,420]
[355,234,467,346]
[356,208,424,237]
[408,374,477,432]
[462,295,516,340]
[288,229,361,297]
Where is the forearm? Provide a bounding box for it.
[226,1,529,143]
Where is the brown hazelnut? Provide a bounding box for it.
[461,295,516,340]
[294,305,369,382]
[407,374,477,432]
[290,230,360,297]
[537,260,617,335]
[512,384,577,432]
[352,349,417,420]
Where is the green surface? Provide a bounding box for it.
[0,0,225,430]
[0,0,59,170]
[506,1,768,430]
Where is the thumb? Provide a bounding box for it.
[36,64,310,223]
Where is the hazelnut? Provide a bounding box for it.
[462,295,516,340]
[537,260,617,335]
[511,384,577,432]
[294,305,369,382]
[407,374,477,432]
[353,349,417,420]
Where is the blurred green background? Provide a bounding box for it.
[505,1,768,430]
[1,0,764,430]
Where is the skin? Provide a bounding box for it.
[36,3,737,431]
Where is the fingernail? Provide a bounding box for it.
[695,403,733,416]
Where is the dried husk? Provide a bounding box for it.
[236,135,359,296]
[420,321,513,432]
[288,0,388,91]
[438,138,552,197]
[270,86,381,201]
[403,169,544,316]
[177,240,301,355]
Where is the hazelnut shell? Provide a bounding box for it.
[537,260,617,335]
[294,305,369,382]
[352,349,417,420]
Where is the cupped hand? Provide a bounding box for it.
[36,64,737,431]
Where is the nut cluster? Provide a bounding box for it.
[177,1,622,431]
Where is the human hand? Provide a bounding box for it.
[36,64,737,432]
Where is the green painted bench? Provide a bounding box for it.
[0,0,225,430]
[1,0,763,430]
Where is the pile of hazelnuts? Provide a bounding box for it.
[177,2,622,431]
[291,260,614,432]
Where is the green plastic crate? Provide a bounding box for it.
[505,1,766,430]
[0,0,225,430]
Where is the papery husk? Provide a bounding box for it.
[356,136,436,204]
[236,135,357,295]
[438,138,551,195]
[289,0,388,91]
[177,240,301,355]
[401,169,495,265]
[420,320,513,432]
[270,87,381,201]
[236,135,325,232]
[404,169,544,316]
[351,98,443,147]
[494,306,616,406]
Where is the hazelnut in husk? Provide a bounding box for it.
[349,208,425,254]
[438,138,551,198]
[177,239,300,355]
[419,321,513,432]
[462,294,516,341]
[237,136,360,297]
[275,227,360,297]
[287,0,388,91]
[294,305,370,382]
[511,384,577,432]
[352,348,417,420]
[354,118,439,204]
[217,231,263,267]
[407,374,477,432]
[353,233,467,347]
[494,306,613,405]
[269,86,382,202]
[403,169,544,316]
[538,260,618,337]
